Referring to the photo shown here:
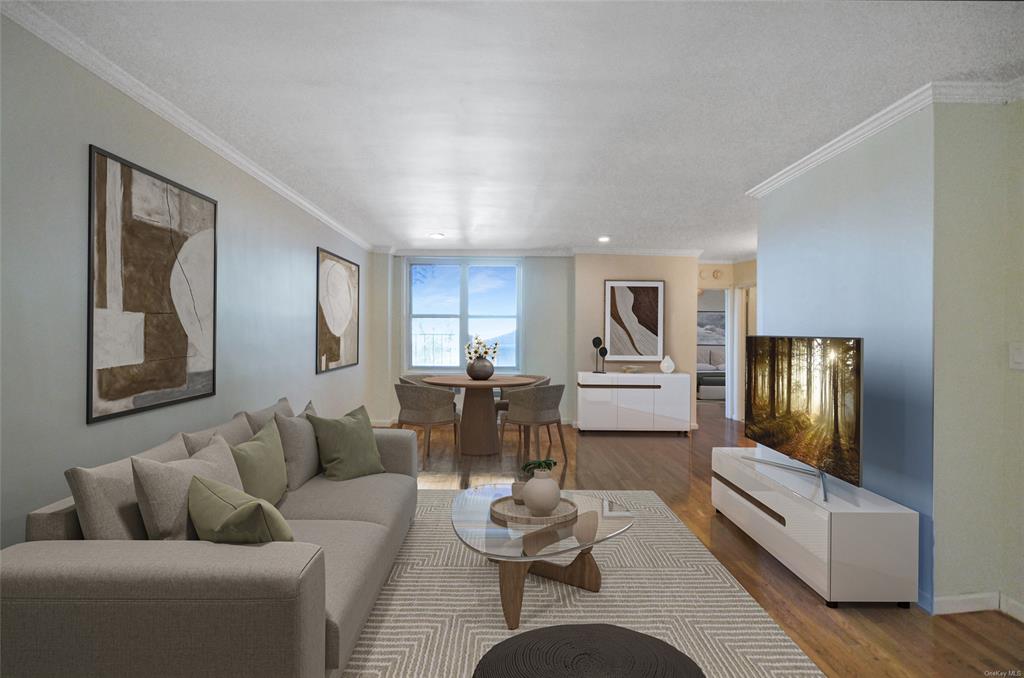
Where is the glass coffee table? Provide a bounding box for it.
[451,484,634,629]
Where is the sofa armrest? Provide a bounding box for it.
[1,540,325,678]
[26,495,83,541]
[374,428,419,478]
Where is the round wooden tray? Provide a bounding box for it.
[490,496,578,526]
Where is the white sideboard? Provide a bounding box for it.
[576,371,690,432]
[711,446,919,607]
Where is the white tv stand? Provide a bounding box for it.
[711,446,918,607]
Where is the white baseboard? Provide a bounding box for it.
[1000,593,1024,623]
[932,592,1000,615]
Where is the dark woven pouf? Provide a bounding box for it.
[473,623,705,678]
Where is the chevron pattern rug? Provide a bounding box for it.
[343,490,822,677]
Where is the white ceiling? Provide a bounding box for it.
[19,1,1024,260]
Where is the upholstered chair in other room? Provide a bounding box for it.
[505,384,566,478]
[394,383,460,466]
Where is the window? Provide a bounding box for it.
[408,259,520,370]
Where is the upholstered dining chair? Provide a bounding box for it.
[394,383,460,465]
[497,375,549,445]
[400,375,460,416]
[505,384,567,478]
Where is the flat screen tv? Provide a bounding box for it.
[745,336,862,486]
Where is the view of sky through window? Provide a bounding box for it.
[410,262,518,368]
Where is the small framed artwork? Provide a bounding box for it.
[604,280,665,361]
[316,247,359,373]
[88,145,217,423]
[697,311,726,345]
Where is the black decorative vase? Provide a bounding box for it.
[467,357,494,380]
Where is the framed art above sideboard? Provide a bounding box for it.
[604,280,664,362]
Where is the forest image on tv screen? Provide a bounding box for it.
[745,337,862,486]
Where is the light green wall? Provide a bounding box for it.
[520,256,575,419]
[0,19,372,545]
[1007,102,1024,610]
[932,101,1024,608]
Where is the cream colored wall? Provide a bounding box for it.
[574,254,699,425]
[366,252,396,424]
[932,101,1024,610]
[734,259,757,288]
[698,263,733,289]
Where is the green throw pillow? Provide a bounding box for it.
[188,475,293,544]
[231,419,288,504]
[308,406,386,481]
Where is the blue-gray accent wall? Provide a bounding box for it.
[756,107,935,611]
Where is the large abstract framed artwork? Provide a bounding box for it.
[88,146,216,423]
[316,247,359,373]
[604,280,664,361]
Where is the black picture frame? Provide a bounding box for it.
[315,246,360,373]
[87,145,217,424]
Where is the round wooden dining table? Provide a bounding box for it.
[422,375,540,456]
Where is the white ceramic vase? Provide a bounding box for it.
[660,355,675,373]
[523,469,561,517]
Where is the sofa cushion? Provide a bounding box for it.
[276,402,320,491]
[189,476,293,543]
[183,413,254,455]
[231,419,288,504]
[242,397,294,434]
[308,406,386,481]
[64,434,189,540]
[132,436,244,540]
[277,473,416,535]
[289,519,399,670]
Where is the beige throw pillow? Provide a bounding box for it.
[183,413,254,455]
[64,434,188,540]
[242,397,294,434]
[131,436,244,540]
[275,401,320,491]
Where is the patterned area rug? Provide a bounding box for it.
[344,490,822,677]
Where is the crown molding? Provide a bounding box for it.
[392,247,573,258]
[1,2,373,250]
[386,246,704,258]
[572,247,703,258]
[747,79,1024,199]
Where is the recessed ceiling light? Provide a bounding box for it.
[428,232,446,240]
[598,236,610,243]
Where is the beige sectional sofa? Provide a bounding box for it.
[0,399,419,678]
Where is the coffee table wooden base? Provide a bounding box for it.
[497,548,602,629]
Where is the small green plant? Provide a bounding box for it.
[521,458,557,476]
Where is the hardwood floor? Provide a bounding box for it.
[398,401,1024,678]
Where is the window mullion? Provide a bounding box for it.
[459,263,469,369]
